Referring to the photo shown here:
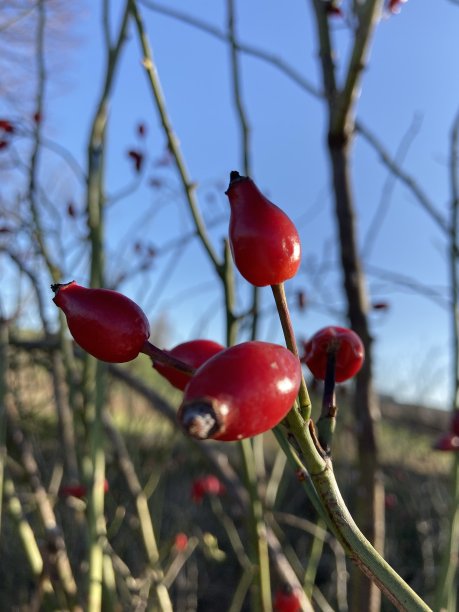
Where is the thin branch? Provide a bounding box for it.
[362,114,423,259]
[5,398,78,604]
[356,120,449,234]
[226,0,251,175]
[366,263,449,309]
[332,0,382,135]
[139,0,321,98]
[129,0,221,271]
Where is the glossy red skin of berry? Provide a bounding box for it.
[52,281,150,363]
[302,326,364,383]
[154,339,224,391]
[226,172,301,287]
[274,586,301,612]
[178,341,301,441]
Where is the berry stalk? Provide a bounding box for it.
[140,340,196,376]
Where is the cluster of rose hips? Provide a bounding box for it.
[52,171,365,446]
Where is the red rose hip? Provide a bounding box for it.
[302,326,364,383]
[177,341,301,441]
[52,281,150,363]
[274,584,302,612]
[154,339,224,391]
[225,171,301,287]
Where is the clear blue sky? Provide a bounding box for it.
[3,0,459,409]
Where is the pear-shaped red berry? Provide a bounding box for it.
[177,341,301,441]
[52,281,150,363]
[225,171,301,287]
[154,339,224,391]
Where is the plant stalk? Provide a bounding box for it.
[272,284,431,611]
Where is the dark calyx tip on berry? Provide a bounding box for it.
[226,170,248,194]
[179,399,220,440]
[51,280,75,294]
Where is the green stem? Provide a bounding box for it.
[239,438,272,611]
[129,0,221,270]
[272,286,431,612]
[434,452,459,611]
[84,4,131,610]
[271,284,311,420]
[103,411,173,611]
[304,518,327,599]
[4,475,44,579]
[0,319,8,534]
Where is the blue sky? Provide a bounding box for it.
[3,0,459,409]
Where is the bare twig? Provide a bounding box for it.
[356,120,449,234]
[362,114,423,259]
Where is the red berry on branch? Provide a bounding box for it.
[154,339,224,391]
[191,474,226,503]
[173,532,189,551]
[0,140,9,150]
[326,1,343,17]
[137,122,146,137]
[0,119,14,133]
[60,479,109,499]
[433,432,459,452]
[178,341,301,441]
[451,412,459,436]
[274,584,302,612]
[225,171,301,287]
[388,0,407,15]
[371,301,390,311]
[301,326,364,383]
[51,281,150,363]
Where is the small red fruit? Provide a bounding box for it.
[191,475,226,503]
[52,281,150,363]
[433,433,459,452]
[154,339,224,391]
[388,0,407,14]
[451,412,459,436]
[173,532,189,551]
[225,171,301,287]
[274,584,302,612]
[301,326,364,383]
[325,1,343,16]
[371,301,390,311]
[60,479,109,499]
[178,341,301,441]
[0,119,14,133]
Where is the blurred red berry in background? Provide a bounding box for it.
[191,475,226,504]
